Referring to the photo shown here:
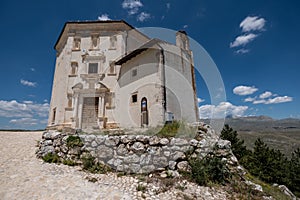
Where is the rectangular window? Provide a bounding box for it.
[67,93,72,108]
[71,62,78,75]
[132,68,137,77]
[88,63,98,74]
[131,94,137,103]
[109,61,115,74]
[73,38,81,50]
[91,34,99,49]
[110,35,117,49]
[52,108,56,123]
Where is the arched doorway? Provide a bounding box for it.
[141,97,148,127]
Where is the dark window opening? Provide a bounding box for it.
[52,108,56,123]
[88,63,98,74]
[132,94,137,103]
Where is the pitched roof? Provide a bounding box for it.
[54,20,139,51]
[115,39,165,65]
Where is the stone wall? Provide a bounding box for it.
[36,124,238,174]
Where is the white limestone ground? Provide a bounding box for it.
[0,131,227,200]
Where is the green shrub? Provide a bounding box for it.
[156,120,197,138]
[66,135,83,148]
[221,125,300,197]
[157,120,180,138]
[188,154,231,186]
[81,154,111,174]
[136,184,147,192]
[42,152,60,163]
[221,124,250,161]
[62,159,76,166]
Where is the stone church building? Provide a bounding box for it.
[47,20,198,131]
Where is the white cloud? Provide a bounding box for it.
[166,3,171,10]
[233,85,258,96]
[266,96,293,104]
[122,0,143,15]
[23,100,33,104]
[244,97,256,102]
[230,33,257,48]
[240,16,266,32]
[183,25,188,29]
[199,102,248,119]
[235,48,250,54]
[253,99,267,104]
[30,68,35,72]
[137,12,150,22]
[20,79,37,87]
[0,100,49,118]
[259,91,272,99]
[9,118,38,126]
[197,98,205,103]
[252,95,292,104]
[98,14,111,21]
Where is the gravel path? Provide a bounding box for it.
[0,131,131,200]
[0,131,228,200]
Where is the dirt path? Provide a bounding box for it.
[0,131,229,200]
[0,131,131,200]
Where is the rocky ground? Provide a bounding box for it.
[0,131,230,200]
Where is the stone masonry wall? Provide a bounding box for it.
[36,124,238,174]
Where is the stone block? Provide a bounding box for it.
[149,136,160,145]
[124,154,140,163]
[117,144,129,155]
[170,138,189,146]
[153,156,168,167]
[216,139,231,149]
[105,136,119,146]
[168,161,176,170]
[130,142,145,153]
[159,138,169,145]
[139,165,155,174]
[177,161,191,172]
[96,146,113,159]
[140,154,152,166]
[128,164,141,173]
[95,136,105,144]
[172,151,186,160]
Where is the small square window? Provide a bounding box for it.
[131,94,137,103]
[132,68,137,77]
[88,63,98,74]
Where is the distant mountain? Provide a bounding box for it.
[201,116,300,156]
[224,116,300,132]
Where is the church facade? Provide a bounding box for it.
[47,20,198,131]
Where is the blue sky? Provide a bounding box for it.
[0,0,299,129]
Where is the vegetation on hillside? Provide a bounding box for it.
[221,124,300,197]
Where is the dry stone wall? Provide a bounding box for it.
[36,124,238,174]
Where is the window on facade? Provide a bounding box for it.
[73,38,81,50]
[132,68,137,77]
[88,63,98,74]
[110,35,117,49]
[131,94,137,103]
[91,34,99,49]
[67,94,72,108]
[52,108,56,123]
[71,62,78,75]
[109,61,115,74]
